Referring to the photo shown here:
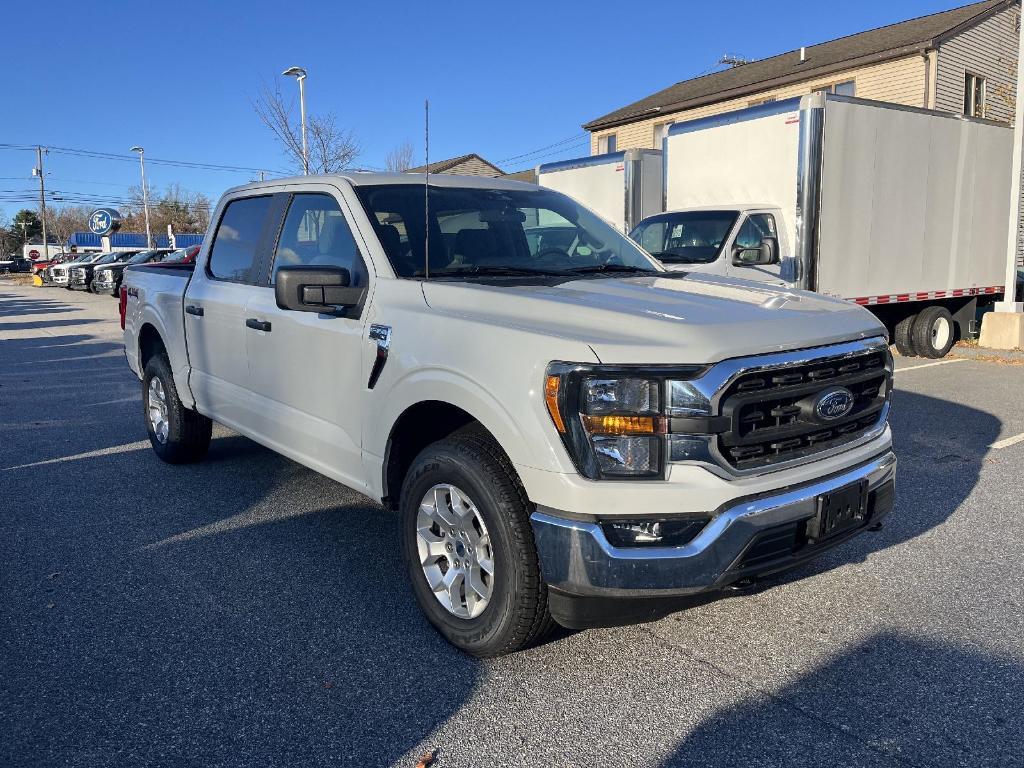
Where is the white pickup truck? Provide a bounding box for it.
[121,173,897,656]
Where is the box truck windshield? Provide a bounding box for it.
[629,210,738,265]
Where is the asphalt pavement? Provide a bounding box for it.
[1,281,1022,768]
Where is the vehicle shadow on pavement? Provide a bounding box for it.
[1,431,478,767]
[1,318,101,331]
[754,388,1000,590]
[662,631,1022,767]
[0,298,80,317]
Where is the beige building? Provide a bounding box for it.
[584,0,1020,154]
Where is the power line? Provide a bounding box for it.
[502,140,590,171]
[496,134,589,164]
[0,142,277,175]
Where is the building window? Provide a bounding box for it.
[964,72,986,118]
[814,80,856,97]
[598,133,617,154]
[652,122,672,146]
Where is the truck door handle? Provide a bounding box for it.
[185,304,204,317]
[245,318,272,332]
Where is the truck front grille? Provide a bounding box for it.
[717,349,890,471]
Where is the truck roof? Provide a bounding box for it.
[222,172,538,198]
[661,203,779,214]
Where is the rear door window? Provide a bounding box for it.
[207,196,273,283]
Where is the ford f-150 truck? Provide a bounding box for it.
[121,173,896,657]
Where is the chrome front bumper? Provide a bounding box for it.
[531,450,896,601]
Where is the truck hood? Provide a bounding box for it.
[421,273,885,364]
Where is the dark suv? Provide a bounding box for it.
[68,252,136,291]
[92,249,172,295]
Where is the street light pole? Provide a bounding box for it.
[130,146,152,248]
[282,66,309,174]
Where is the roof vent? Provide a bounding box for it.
[800,46,807,63]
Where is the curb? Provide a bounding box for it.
[950,344,1024,362]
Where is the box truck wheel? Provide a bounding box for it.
[911,306,955,359]
[893,314,918,357]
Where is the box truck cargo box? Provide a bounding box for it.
[538,149,663,232]
[646,92,1014,357]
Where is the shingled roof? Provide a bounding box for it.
[406,153,506,176]
[584,0,1013,131]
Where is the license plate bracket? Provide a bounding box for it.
[807,480,868,543]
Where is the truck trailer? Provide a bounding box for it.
[537,148,663,233]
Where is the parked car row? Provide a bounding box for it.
[41,246,200,295]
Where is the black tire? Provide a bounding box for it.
[893,314,918,357]
[911,305,955,359]
[400,426,554,657]
[142,353,212,463]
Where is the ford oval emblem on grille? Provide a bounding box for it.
[815,387,855,421]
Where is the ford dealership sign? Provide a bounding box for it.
[88,208,123,237]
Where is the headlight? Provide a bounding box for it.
[545,363,708,480]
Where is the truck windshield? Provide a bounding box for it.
[629,211,738,265]
[354,184,662,279]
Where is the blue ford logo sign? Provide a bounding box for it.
[88,208,122,237]
[815,387,855,421]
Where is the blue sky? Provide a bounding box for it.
[1,0,972,221]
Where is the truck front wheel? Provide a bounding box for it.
[142,354,212,464]
[400,427,554,657]
[911,305,955,358]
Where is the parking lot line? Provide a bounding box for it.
[991,431,1024,450]
[893,358,968,373]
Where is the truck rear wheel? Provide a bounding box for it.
[893,314,918,357]
[911,305,955,358]
[142,354,212,464]
[400,426,554,657]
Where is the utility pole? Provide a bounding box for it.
[35,146,48,258]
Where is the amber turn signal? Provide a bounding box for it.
[545,375,566,433]
[580,414,659,435]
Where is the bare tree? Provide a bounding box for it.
[385,141,415,172]
[254,82,360,174]
[42,205,91,252]
[121,184,212,236]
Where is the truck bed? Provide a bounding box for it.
[121,263,193,404]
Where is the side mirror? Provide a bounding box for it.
[732,236,779,267]
[275,265,364,314]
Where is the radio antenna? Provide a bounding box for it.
[423,98,430,280]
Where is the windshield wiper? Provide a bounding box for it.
[567,263,657,275]
[415,265,574,278]
[649,252,707,265]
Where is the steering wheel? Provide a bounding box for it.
[532,247,572,267]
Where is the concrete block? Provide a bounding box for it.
[979,311,1024,351]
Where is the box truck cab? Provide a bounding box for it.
[628,204,789,286]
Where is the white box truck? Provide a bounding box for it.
[546,94,1012,358]
[537,149,663,233]
[636,92,1013,358]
